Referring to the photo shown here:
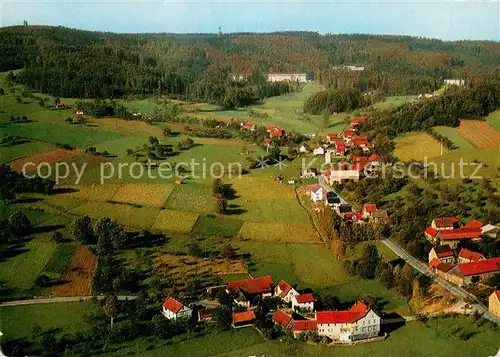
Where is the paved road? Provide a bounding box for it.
[380,238,500,324]
[319,174,500,325]
[318,174,352,209]
[0,295,137,307]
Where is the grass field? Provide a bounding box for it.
[42,243,76,280]
[151,209,200,233]
[0,301,92,340]
[0,140,56,164]
[165,182,215,212]
[69,201,160,230]
[111,183,174,207]
[394,132,447,162]
[238,221,319,243]
[457,120,500,148]
[432,126,474,150]
[190,214,244,237]
[371,96,416,111]
[0,236,56,290]
[485,109,500,130]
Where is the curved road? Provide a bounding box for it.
[319,174,500,325]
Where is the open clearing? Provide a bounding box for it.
[457,120,500,148]
[231,176,296,200]
[69,201,160,230]
[111,183,174,207]
[151,209,200,233]
[165,182,215,212]
[190,214,244,237]
[485,109,500,130]
[153,253,247,280]
[432,126,474,150]
[10,148,84,173]
[238,221,319,243]
[394,132,446,161]
[0,236,56,290]
[52,245,97,296]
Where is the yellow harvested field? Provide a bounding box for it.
[57,184,121,202]
[151,209,199,233]
[394,132,447,162]
[237,221,320,243]
[111,183,174,207]
[458,120,500,148]
[230,176,296,200]
[154,254,247,280]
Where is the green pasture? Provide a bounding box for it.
[432,126,474,150]
[486,109,500,130]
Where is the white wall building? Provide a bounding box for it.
[162,297,193,321]
[444,79,465,86]
[268,73,307,83]
[292,294,314,311]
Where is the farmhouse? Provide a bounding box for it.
[316,301,381,342]
[241,120,255,131]
[489,290,500,317]
[226,275,274,308]
[326,132,338,143]
[267,125,285,138]
[273,309,294,330]
[362,203,377,219]
[428,245,454,264]
[324,168,360,185]
[444,257,500,286]
[313,146,325,156]
[274,279,299,303]
[292,293,315,311]
[292,320,318,338]
[232,310,256,328]
[457,248,485,263]
[162,297,193,320]
[268,73,307,83]
[444,79,465,86]
[350,116,367,128]
[424,217,483,247]
[310,184,324,202]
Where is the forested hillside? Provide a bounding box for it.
[2,26,500,99]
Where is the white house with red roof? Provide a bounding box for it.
[267,125,285,138]
[362,203,377,219]
[444,257,500,286]
[458,248,485,264]
[316,301,380,342]
[310,184,324,203]
[292,320,317,338]
[241,120,255,131]
[425,218,483,247]
[226,275,274,308]
[274,280,299,303]
[162,297,193,320]
[428,245,454,264]
[313,146,325,156]
[292,293,315,311]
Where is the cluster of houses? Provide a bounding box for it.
[161,276,381,343]
[425,217,500,287]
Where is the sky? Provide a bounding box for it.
[1,0,499,41]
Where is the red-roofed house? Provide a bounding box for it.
[489,290,500,317]
[162,297,192,320]
[350,116,367,128]
[316,301,380,341]
[292,293,314,311]
[273,310,293,330]
[352,156,369,165]
[458,248,485,264]
[274,280,299,303]
[351,137,369,149]
[241,121,255,131]
[428,245,454,264]
[362,204,377,219]
[226,276,274,308]
[344,212,363,223]
[425,217,482,247]
[292,320,317,338]
[232,310,256,328]
[438,228,482,248]
[310,184,324,203]
[446,257,500,286]
[429,258,442,270]
[198,310,213,321]
[464,219,483,229]
[269,126,285,138]
[343,129,356,143]
[326,132,338,143]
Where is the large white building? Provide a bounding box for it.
[316,302,381,342]
[444,79,465,86]
[162,297,193,320]
[268,73,307,83]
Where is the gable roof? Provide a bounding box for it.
[294,293,314,304]
[458,248,484,262]
[368,154,382,162]
[363,203,377,213]
[433,217,458,229]
[425,226,439,238]
[162,297,184,314]
[430,258,441,269]
[432,244,454,258]
[273,310,293,328]
[435,261,455,273]
[275,280,293,297]
[227,276,274,295]
[310,184,323,194]
[464,219,483,229]
[293,319,317,331]
[440,228,482,240]
[456,257,500,276]
[232,310,256,324]
[316,301,369,324]
[482,224,500,234]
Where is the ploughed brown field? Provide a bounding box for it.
[10,149,83,173]
[52,246,98,296]
[457,120,500,148]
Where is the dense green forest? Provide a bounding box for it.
[2,26,500,100]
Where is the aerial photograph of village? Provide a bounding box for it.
[0,0,499,356]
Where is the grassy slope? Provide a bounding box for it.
[394,132,447,162]
[432,126,474,150]
[0,301,92,340]
[486,109,500,130]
